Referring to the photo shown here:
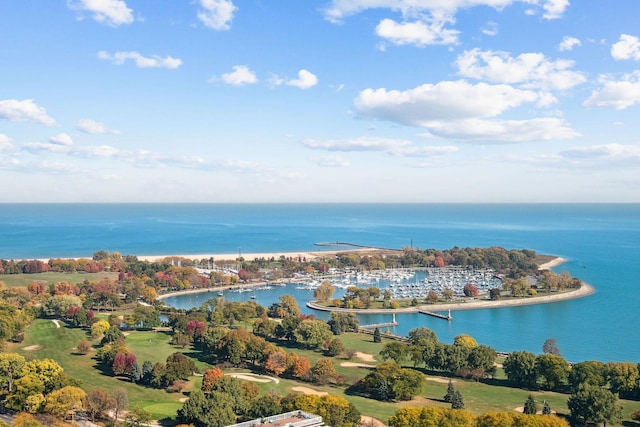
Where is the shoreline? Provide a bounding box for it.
[156,255,594,313]
[307,282,595,314]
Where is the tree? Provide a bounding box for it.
[523,395,537,415]
[125,407,152,427]
[426,290,439,304]
[112,387,128,427]
[451,389,464,409]
[177,390,236,427]
[373,327,381,343]
[76,339,91,355]
[605,361,639,398]
[489,288,502,300]
[0,352,26,392]
[314,280,336,301]
[443,380,455,403]
[543,338,562,357]
[311,358,339,385]
[91,319,111,338]
[325,337,345,357]
[294,319,332,349]
[453,334,477,349]
[86,388,111,422]
[503,351,537,389]
[380,341,407,364]
[43,385,86,418]
[12,413,42,427]
[202,367,224,393]
[542,400,552,415]
[265,351,287,376]
[568,383,623,426]
[463,283,479,297]
[535,354,569,390]
[568,361,606,392]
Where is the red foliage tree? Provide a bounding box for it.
[201,368,224,393]
[463,283,479,297]
[112,352,127,376]
[185,319,208,340]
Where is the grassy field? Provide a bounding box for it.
[7,320,640,426]
[0,271,118,288]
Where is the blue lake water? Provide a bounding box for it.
[0,203,638,362]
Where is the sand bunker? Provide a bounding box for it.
[23,345,41,351]
[291,386,328,396]
[355,352,376,362]
[426,377,455,384]
[227,373,280,384]
[360,416,387,427]
[340,362,375,368]
[514,406,556,415]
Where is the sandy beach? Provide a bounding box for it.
[137,247,391,263]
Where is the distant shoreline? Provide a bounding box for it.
[156,255,594,312]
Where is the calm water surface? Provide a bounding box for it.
[1,203,638,362]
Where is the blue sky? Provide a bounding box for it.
[1,0,640,202]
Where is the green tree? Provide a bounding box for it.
[325,337,345,357]
[605,361,639,398]
[567,383,623,426]
[535,353,569,390]
[523,394,537,415]
[444,380,455,403]
[294,319,332,350]
[503,351,538,388]
[451,389,464,409]
[568,361,606,392]
[380,341,407,364]
[177,390,236,427]
[373,327,381,343]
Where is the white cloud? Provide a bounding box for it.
[322,0,568,23]
[355,80,542,124]
[0,99,56,126]
[424,117,579,142]
[304,136,412,152]
[77,118,112,134]
[286,70,318,89]
[219,65,258,86]
[455,48,587,90]
[541,0,569,20]
[310,154,351,167]
[561,143,640,160]
[50,133,74,146]
[0,134,14,151]
[68,0,134,26]
[584,71,640,110]
[559,36,581,51]
[611,34,640,61]
[375,17,459,47]
[481,21,498,36]
[303,136,458,156]
[98,51,182,69]
[198,0,237,31]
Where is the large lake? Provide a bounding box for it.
[1,203,638,362]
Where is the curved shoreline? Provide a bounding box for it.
[156,255,594,313]
[306,282,595,314]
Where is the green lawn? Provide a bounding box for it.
[12,319,190,421]
[9,320,640,426]
[0,271,118,288]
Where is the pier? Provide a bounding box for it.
[418,308,453,320]
[359,313,398,330]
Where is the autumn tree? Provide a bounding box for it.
[86,388,111,422]
[463,283,479,297]
[311,358,340,385]
[543,338,562,357]
[0,352,26,392]
[314,280,336,301]
[43,386,86,418]
[201,368,224,393]
[112,387,128,427]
